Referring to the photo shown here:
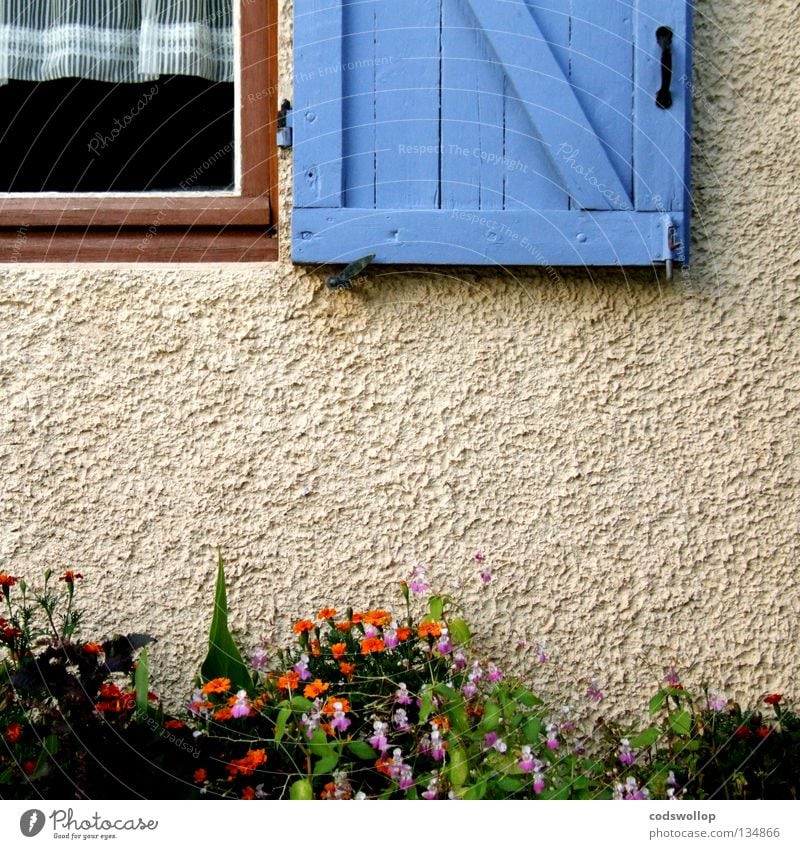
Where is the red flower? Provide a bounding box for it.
[764,693,783,706]
[292,619,315,635]
[164,719,185,729]
[22,760,36,776]
[193,768,207,784]
[241,786,256,800]
[82,642,103,655]
[5,722,23,743]
[757,726,772,738]
[59,570,83,583]
[0,573,18,588]
[734,725,751,739]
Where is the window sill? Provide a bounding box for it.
[0,228,278,262]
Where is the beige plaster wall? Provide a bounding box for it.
[0,1,798,710]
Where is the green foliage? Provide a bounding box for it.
[199,551,251,693]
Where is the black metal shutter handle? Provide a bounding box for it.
[656,26,673,109]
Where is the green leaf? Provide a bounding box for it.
[134,647,150,717]
[313,752,340,776]
[448,618,471,645]
[540,784,570,800]
[649,690,668,716]
[496,776,525,793]
[523,718,542,743]
[419,687,434,723]
[199,551,252,693]
[428,595,444,621]
[290,696,314,712]
[289,778,313,800]
[463,780,488,800]
[347,740,377,761]
[308,728,333,758]
[631,727,661,748]
[514,687,544,708]
[274,707,291,742]
[669,709,692,737]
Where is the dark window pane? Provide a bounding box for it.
[0,75,234,192]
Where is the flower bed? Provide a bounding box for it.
[1,561,797,800]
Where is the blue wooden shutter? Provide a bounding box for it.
[293,0,692,267]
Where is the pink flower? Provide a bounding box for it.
[330,701,351,733]
[706,690,727,712]
[230,690,251,719]
[430,725,446,761]
[474,552,486,562]
[483,732,507,753]
[533,770,545,795]
[408,564,429,595]
[395,683,413,705]
[393,709,410,732]
[452,648,468,671]
[293,653,312,681]
[586,679,604,702]
[664,667,681,687]
[388,748,414,790]
[369,720,390,752]
[518,746,537,773]
[436,632,453,655]
[250,647,268,670]
[421,773,440,800]
[479,568,492,585]
[618,738,636,766]
[487,663,503,682]
[534,640,549,664]
[614,777,650,800]
[383,628,400,650]
[545,724,560,750]
[461,681,478,699]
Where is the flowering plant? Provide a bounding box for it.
[0,568,194,798]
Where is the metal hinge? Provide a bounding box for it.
[662,215,682,281]
[277,99,293,149]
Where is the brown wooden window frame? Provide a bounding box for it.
[0,0,278,263]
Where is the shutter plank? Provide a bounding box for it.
[441,0,504,210]
[294,207,679,265]
[295,0,344,208]
[502,1,569,211]
[343,0,377,208]
[634,0,691,212]
[374,3,441,209]
[569,1,634,207]
[465,0,633,210]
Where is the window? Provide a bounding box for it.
[292,0,692,271]
[0,1,278,262]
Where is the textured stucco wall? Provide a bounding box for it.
[1,1,798,710]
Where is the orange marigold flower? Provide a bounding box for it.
[99,683,123,699]
[164,719,185,729]
[360,637,385,655]
[431,716,451,732]
[396,626,412,642]
[59,570,83,583]
[339,662,356,677]
[241,786,256,800]
[226,748,267,778]
[362,609,392,628]
[764,693,783,705]
[351,613,364,624]
[251,693,270,711]
[201,677,231,695]
[214,707,233,721]
[318,607,337,620]
[5,722,23,743]
[310,639,321,657]
[292,619,315,634]
[277,670,301,691]
[320,781,337,800]
[193,768,207,784]
[330,642,347,659]
[0,573,19,588]
[304,679,330,699]
[82,642,103,655]
[417,621,442,639]
[322,696,350,715]
[375,756,392,777]
[335,620,351,632]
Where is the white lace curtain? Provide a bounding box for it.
[0,1,233,85]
